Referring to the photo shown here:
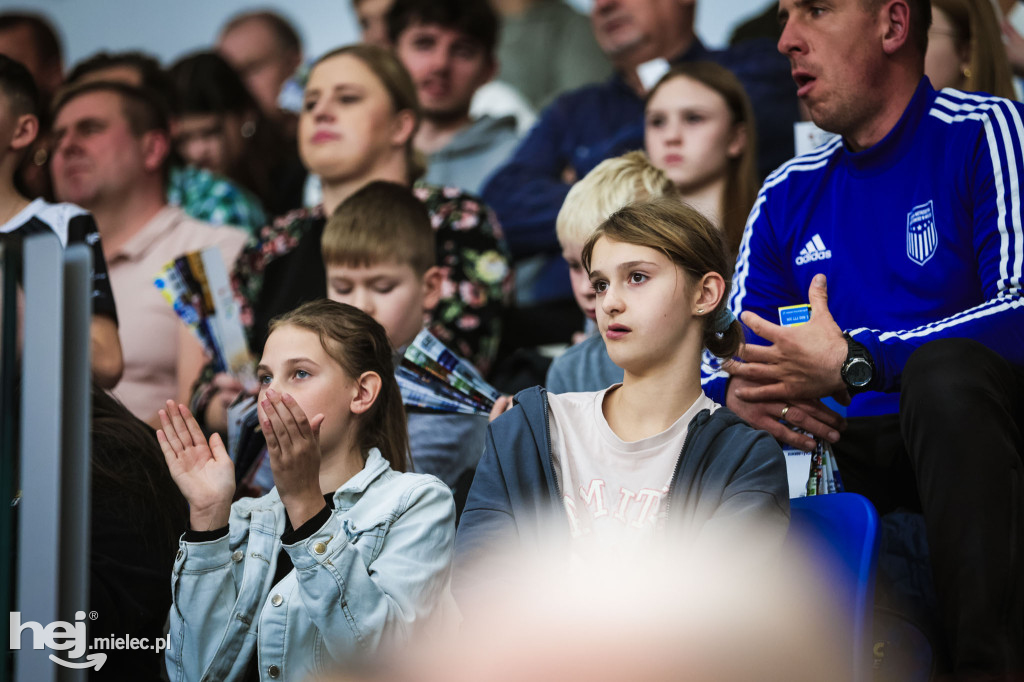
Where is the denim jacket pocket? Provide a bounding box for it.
[341,515,390,561]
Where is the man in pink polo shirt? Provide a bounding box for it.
[51,81,246,427]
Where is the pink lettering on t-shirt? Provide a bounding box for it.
[563,495,582,538]
[578,479,608,518]
[632,488,665,528]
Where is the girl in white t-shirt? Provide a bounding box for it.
[456,198,789,572]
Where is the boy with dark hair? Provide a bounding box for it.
[0,54,123,389]
[0,12,65,201]
[324,180,488,516]
[387,0,499,52]
[389,0,519,194]
[0,53,38,118]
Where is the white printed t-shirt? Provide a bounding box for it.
[548,386,719,541]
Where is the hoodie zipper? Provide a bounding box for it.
[543,391,563,503]
[660,411,707,520]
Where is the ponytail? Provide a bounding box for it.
[703,306,744,360]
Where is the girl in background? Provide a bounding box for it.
[160,300,455,682]
[169,51,305,217]
[644,62,759,257]
[926,0,1016,99]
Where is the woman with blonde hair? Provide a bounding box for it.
[926,0,1016,99]
[644,62,759,257]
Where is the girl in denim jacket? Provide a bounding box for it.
[158,300,456,682]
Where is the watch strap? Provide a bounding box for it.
[842,332,875,394]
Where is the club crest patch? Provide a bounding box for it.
[906,200,937,266]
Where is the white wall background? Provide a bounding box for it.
[5,0,774,70]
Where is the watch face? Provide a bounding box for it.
[845,357,872,387]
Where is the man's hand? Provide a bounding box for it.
[729,274,848,403]
[726,375,845,451]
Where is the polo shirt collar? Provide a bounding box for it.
[609,38,711,96]
[111,205,182,262]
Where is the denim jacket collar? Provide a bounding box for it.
[333,448,389,502]
[232,448,390,522]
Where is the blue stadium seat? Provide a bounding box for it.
[788,493,881,682]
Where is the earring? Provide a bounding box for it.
[962,65,972,80]
[240,120,257,138]
[697,307,705,314]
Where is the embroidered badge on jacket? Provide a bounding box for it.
[907,200,937,266]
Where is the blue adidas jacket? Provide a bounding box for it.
[703,78,1024,417]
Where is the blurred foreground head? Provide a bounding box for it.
[318,537,848,682]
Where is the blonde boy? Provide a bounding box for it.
[547,151,678,393]
[322,180,487,515]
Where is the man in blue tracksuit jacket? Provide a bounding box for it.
[709,0,1023,676]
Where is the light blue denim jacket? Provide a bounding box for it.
[166,449,456,682]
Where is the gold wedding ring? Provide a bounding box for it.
[781,405,791,420]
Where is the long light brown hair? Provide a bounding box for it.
[931,0,1016,99]
[310,44,426,183]
[269,300,410,472]
[581,197,743,360]
[645,62,758,258]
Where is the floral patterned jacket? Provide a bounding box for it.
[192,183,513,424]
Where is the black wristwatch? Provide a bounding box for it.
[841,333,875,394]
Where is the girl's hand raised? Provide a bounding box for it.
[157,400,236,531]
[259,389,327,529]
